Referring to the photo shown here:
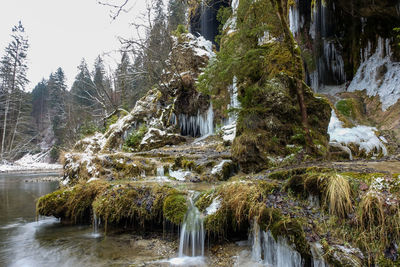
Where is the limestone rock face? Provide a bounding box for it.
[202,0,332,172]
[61,33,216,185]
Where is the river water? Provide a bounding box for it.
[0,173,176,267]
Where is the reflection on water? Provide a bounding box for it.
[0,173,176,267]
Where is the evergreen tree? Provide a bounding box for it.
[116,52,133,109]
[0,21,29,160]
[31,79,49,132]
[48,68,67,150]
[71,58,96,109]
[167,0,187,31]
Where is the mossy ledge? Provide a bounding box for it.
[36,181,188,230]
[194,167,400,266]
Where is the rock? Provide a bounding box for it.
[211,160,237,181]
[139,128,186,151]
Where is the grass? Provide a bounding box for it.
[325,174,353,218]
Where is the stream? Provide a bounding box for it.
[0,172,176,267]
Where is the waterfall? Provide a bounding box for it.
[178,104,214,138]
[307,0,347,90]
[91,212,101,238]
[157,166,164,177]
[178,197,205,257]
[322,40,346,83]
[311,243,329,267]
[249,221,303,267]
[167,195,206,266]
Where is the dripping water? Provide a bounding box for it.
[91,212,101,238]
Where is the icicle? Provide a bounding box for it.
[322,40,346,83]
[249,221,303,266]
[289,0,303,36]
[349,37,400,110]
[178,104,214,138]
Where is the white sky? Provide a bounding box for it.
[0,0,148,90]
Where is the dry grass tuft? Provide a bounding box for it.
[325,174,353,218]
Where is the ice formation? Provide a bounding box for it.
[328,111,387,158]
[348,37,400,110]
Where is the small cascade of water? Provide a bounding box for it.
[311,243,329,267]
[91,212,101,238]
[157,166,164,177]
[249,221,303,267]
[178,197,205,257]
[167,194,206,266]
[178,104,214,138]
[397,1,400,16]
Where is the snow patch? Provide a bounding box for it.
[169,169,191,181]
[187,34,215,59]
[205,197,221,215]
[0,152,62,173]
[328,111,387,157]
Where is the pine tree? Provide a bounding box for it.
[48,68,67,150]
[167,0,187,31]
[0,21,29,160]
[116,52,133,109]
[31,79,49,132]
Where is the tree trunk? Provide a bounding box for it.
[9,93,22,153]
[1,93,10,160]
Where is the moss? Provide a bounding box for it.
[36,188,73,219]
[92,183,182,230]
[163,193,188,225]
[336,99,354,118]
[37,181,187,230]
[36,181,109,223]
[124,124,148,150]
[270,218,311,259]
[105,114,119,131]
[196,180,280,236]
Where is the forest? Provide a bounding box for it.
[0,0,186,162]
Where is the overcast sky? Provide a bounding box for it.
[0,0,148,90]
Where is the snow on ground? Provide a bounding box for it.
[187,34,215,59]
[328,111,387,158]
[0,152,62,173]
[211,160,231,175]
[205,197,221,216]
[169,169,192,181]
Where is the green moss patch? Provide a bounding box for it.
[36,181,188,230]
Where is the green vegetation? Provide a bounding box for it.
[37,181,187,231]
[124,124,148,150]
[197,0,330,172]
[163,193,188,224]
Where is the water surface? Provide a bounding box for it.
[0,173,175,267]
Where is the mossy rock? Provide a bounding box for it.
[270,218,312,260]
[36,181,109,223]
[37,181,187,229]
[196,180,280,236]
[163,193,188,225]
